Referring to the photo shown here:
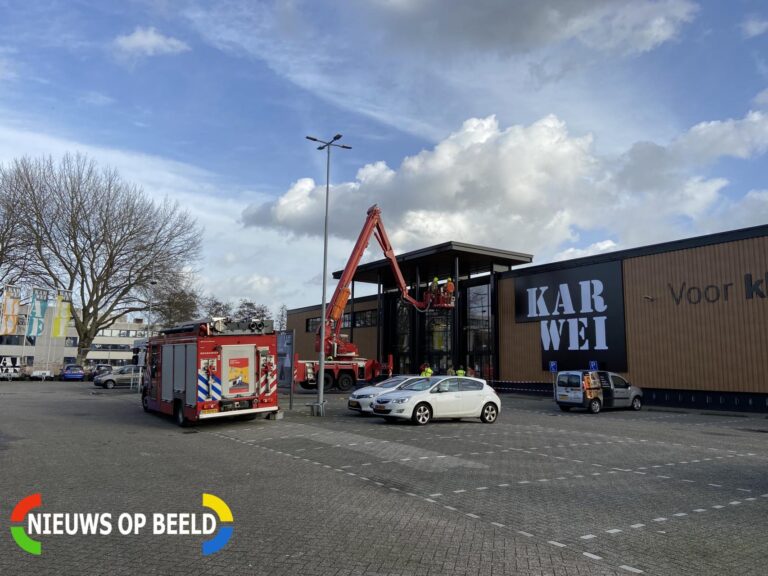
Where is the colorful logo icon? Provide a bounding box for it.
[10,493,43,555]
[201,493,233,556]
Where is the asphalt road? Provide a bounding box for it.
[1,381,767,576]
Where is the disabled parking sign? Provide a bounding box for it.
[548,361,558,373]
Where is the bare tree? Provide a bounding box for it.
[202,296,233,318]
[0,166,36,285]
[9,154,202,364]
[234,298,271,321]
[276,304,288,331]
[150,273,203,329]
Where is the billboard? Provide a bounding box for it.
[514,261,627,372]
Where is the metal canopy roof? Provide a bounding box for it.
[332,241,532,288]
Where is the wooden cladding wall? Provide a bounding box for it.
[623,236,768,393]
[497,236,768,393]
[287,300,379,361]
[498,277,548,382]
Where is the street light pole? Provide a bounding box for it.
[305,134,351,417]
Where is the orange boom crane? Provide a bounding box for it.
[294,204,455,392]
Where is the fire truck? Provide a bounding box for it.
[294,204,454,392]
[141,317,279,426]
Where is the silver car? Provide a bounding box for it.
[94,365,143,389]
[348,375,421,414]
[554,370,642,414]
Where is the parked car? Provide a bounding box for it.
[371,375,501,425]
[348,375,421,414]
[87,364,113,381]
[554,370,642,414]
[94,365,142,389]
[60,365,85,381]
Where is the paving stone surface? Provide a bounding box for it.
[1,382,766,575]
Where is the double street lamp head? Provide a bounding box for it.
[305,134,352,151]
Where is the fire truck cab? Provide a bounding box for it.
[141,318,279,426]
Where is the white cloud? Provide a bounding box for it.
[113,27,190,59]
[244,110,768,264]
[78,91,114,107]
[361,0,697,56]
[554,240,619,261]
[754,88,768,107]
[671,111,768,162]
[183,1,692,145]
[0,57,16,82]
[742,16,768,38]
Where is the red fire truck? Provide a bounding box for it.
[141,318,279,426]
[294,204,454,392]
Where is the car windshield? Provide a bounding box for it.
[400,378,435,391]
[376,377,410,389]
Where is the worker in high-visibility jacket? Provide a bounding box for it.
[455,365,466,376]
[420,363,433,377]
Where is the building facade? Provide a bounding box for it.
[288,225,768,412]
[0,304,149,375]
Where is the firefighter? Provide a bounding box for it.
[456,365,466,376]
[446,277,455,295]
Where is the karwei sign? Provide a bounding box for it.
[514,261,627,371]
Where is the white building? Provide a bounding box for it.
[0,304,149,374]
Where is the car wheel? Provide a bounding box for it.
[105,380,115,389]
[174,403,187,427]
[412,403,432,425]
[141,394,150,413]
[588,398,601,414]
[559,405,571,412]
[337,373,355,392]
[631,396,642,411]
[480,402,498,424]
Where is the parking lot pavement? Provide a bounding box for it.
[1,382,767,575]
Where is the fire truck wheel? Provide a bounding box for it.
[337,373,355,392]
[174,403,188,427]
[141,394,150,413]
[323,373,335,391]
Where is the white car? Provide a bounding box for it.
[372,376,501,425]
[348,375,421,414]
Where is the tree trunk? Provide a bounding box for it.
[76,339,92,366]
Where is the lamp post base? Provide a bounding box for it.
[307,401,327,417]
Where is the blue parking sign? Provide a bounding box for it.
[549,361,558,373]
[589,360,598,370]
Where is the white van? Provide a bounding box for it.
[554,370,642,414]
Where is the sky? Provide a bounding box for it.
[1,0,767,314]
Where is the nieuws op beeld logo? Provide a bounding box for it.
[10,493,233,556]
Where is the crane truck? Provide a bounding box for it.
[294,204,455,392]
